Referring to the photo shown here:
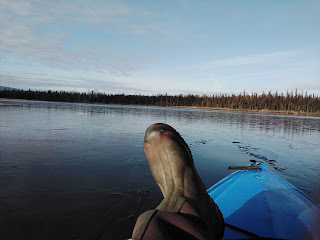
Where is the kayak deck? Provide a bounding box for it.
[207,164,320,239]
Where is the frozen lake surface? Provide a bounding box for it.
[1,98,319,239]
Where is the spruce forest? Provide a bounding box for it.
[0,89,319,113]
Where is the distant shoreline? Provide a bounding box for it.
[86,101,320,117]
[1,88,319,117]
[173,105,320,117]
[115,103,320,117]
[2,97,320,117]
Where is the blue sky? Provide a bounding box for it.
[0,0,319,95]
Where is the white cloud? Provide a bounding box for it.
[129,23,173,36]
[279,78,320,91]
[196,51,299,70]
[1,1,319,95]
[0,0,134,23]
[0,0,151,78]
[0,72,146,93]
[0,0,31,16]
[180,50,320,94]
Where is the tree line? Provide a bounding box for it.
[0,89,319,113]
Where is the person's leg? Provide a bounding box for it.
[131,123,224,240]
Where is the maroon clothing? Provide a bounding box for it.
[132,202,214,240]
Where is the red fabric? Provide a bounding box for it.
[136,202,210,240]
[180,201,201,217]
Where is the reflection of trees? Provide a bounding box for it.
[216,112,320,135]
[0,89,319,113]
[1,96,318,135]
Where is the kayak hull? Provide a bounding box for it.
[207,164,320,239]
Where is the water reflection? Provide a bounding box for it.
[0,98,319,240]
[2,99,319,135]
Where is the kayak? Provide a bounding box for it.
[207,163,320,240]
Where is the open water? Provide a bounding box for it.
[0,98,319,239]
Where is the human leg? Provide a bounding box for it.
[131,123,224,239]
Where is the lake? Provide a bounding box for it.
[0,98,319,240]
